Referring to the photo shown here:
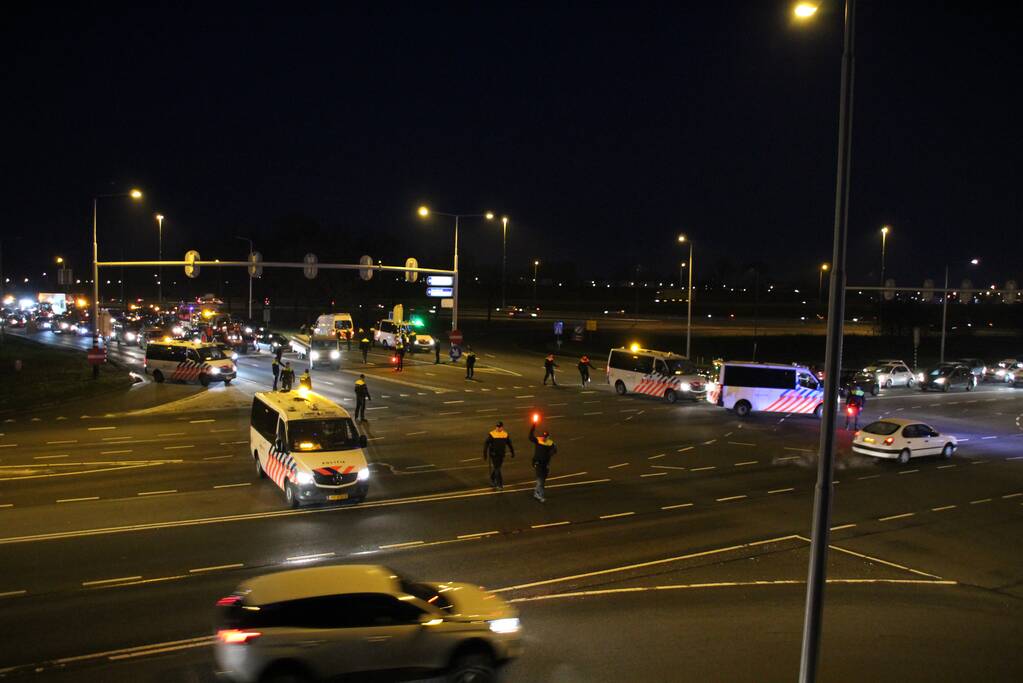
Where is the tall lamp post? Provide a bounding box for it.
[532,259,540,308]
[939,258,979,363]
[93,189,143,343]
[155,213,165,306]
[236,236,255,320]
[417,206,495,331]
[677,234,694,358]
[793,2,857,681]
[501,216,509,309]
[818,263,829,303]
[880,225,890,285]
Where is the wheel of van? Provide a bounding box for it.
[940,443,954,459]
[200,375,210,388]
[813,403,823,419]
[614,380,626,395]
[152,370,164,383]
[870,384,879,396]
[907,378,914,387]
[897,449,911,464]
[284,482,299,508]
[254,452,265,479]
[664,389,678,404]
[734,400,752,418]
[447,651,496,683]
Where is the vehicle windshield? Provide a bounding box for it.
[288,418,361,452]
[196,347,225,361]
[663,358,697,375]
[862,421,900,436]
[399,577,454,613]
[335,320,352,330]
[928,366,955,377]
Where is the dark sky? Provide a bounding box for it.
[4,1,1022,290]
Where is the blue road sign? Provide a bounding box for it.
[426,287,454,297]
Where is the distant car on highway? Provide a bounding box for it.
[917,363,975,392]
[506,306,540,318]
[852,418,957,464]
[214,564,522,683]
[863,361,914,389]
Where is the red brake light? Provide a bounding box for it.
[216,595,241,607]
[217,629,261,644]
[883,437,895,445]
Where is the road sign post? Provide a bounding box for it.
[449,329,463,346]
[303,253,318,279]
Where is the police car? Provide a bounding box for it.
[606,346,706,403]
[250,390,370,508]
[709,361,824,418]
[143,340,237,387]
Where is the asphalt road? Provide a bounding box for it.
[2,330,1022,681]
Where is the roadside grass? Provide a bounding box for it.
[0,335,133,414]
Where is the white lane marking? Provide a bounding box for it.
[703,439,717,445]
[209,428,234,434]
[981,436,997,440]
[728,441,756,447]
[88,426,116,431]
[437,411,461,416]
[600,512,635,520]
[406,464,436,470]
[34,454,69,460]
[969,498,992,505]
[164,445,194,450]
[858,474,881,480]
[204,455,233,461]
[531,521,571,529]
[651,465,687,470]
[379,540,424,549]
[189,419,215,424]
[515,395,534,399]
[366,406,389,410]
[82,576,142,586]
[220,441,247,445]
[138,490,177,496]
[769,487,795,494]
[0,503,13,508]
[776,456,801,462]
[459,458,477,463]
[1002,493,1023,499]
[879,512,915,522]
[716,495,747,502]
[648,453,666,460]
[158,432,186,437]
[476,408,498,413]
[100,449,132,455]
[57,497,99,503]
[458,531,499,539]
[661,503,693,510]
[641,472,667,478]
[677,446,695,452]
[937,464,957,469]
[829,523,857,531]
[550,402,568,406]
[690,466,716,472]
[0,444,18,448]
[0,589,27,598]
[213,483,250,489]
[607,463,629,469]
[583,411,603,416]
[931,505,956,512]
[102,436,133,441]
[820,539,943,579]
[443,400,465,404]
[734,460,758,467]
[784,447,814,453]
[286,552,335,562]
[898,469,919,475]
[47,440,77,444]
[189,563,243,573]
[406,431,428,436]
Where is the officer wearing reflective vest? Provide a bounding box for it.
[358,329,371,364]
[528,423,557,502]
[354,374,371,421]
[482,421,515,490]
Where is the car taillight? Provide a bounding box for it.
[216,595,242,606]
[883,437,895,445]
[217,629,261,644]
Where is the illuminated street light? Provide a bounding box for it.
[129,188,143,199]
[92,188,144,344]
[155,214,165,305]
[55,256,64,264]
[970,258,979,265]
[500,216,510,308]
[794,3,819,19]
[818,263,829,302]
[677,234,694,358]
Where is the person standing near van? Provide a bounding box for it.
[482,421,515,490]
[395,339,406,372]
[354,374,371,421]
[280,362,295,391]
[528,423,557,502]
[465,346,477,380]
[271,355,281,390]
[845,385,866,429]
[543,354,558,386]
[577,355,592,386]
[359,330,371,364]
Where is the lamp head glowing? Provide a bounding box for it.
[417,206,430,217]
[821,263,829,271]
[794,3,818,19]
[129,189,143,200]
[485,212,495,221]
[56,256,64,264]
[881,225,890,236]
[970,258,980,265]
[156,213,164,221]
[678,234,687,243]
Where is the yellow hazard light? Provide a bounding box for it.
[202,309,215,318]
[298,441,317,451]
[630,343,641,352]
[163,336,172,342]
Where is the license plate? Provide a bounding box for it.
[327,494,348,501]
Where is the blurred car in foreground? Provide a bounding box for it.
[214,564,521,683]
[852,418,956,464]
[917,363,975,392]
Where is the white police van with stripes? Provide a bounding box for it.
[144,340,236,387]
[251,389,370,508]
[606,346,706,403]
[709,361,824,418]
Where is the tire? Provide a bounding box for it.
[871,384,879,397]
[284,482,299,508]
[907,378,914,388]
[447,652,496,683]
[200,374,210,388]
[223,379,232,386]
[153,370,164,383]
[897,449,911,464]
[813,403,823,419]
[734,400,752,418]
[664,389,678,404]
[614,380,626,395]
[884,379,892,388]
[941,443,954,459]
[255,453,265,479]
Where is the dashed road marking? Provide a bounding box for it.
[969,498,992,505]
[443,400,465,404]
[641,472,667,478]
[677,446,694,452]
[57,497,99,503]
[531,521,571,529]
[734,460,758,467]
[769,487,795,494]
[87,426,116,431]
[648,453,666,460]
[213,483,250,489]
[164,445,194,450]
[34,454,69,460]
[286,552,335,562]
[716,495,747,502]
[728,442,756,447]
[690,466,716,472]
[47,440,77,445]
[931,505,956,512]
[458,531,499,539]
[607,463,629,469]
[879,512,915,522]
[898,469,919,475]
[100,449,132,455]
[600,512,635,520]
[661,503,693,510]
[189,419,215,424]
[584,411,603,416]
[1002,493,1023,499]
[784,447,814,453]
[189,563,243,573]
[858,474,880,480]
[379,540,424,549]
[82,576,142,587]
[406,431,428,436]
[829,523,856,531]
[937,464,957,469]
[776,456,801,462]
[158,432,186,437]
[0,590,27,598]
[138,490,176,496]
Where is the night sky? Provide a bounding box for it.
[5,1,1022,291]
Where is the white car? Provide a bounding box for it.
[214,564,522,683]
[864,362,915,388]
[852,418,957,464]
[989,359,1022,383]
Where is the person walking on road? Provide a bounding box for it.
[845,385,866,430]
[528,423,557,502]
[483,421,515,490]
[354,374,371,421]
[359,330,371,364]
[435,339,441,364]
[274,345,284,364]
[299,369,312,391]
[395,340,406,372]
[271,356,281,390]
[345,330,352,352]
[577,355,592,386]
[280,362,295,391]
[465,346,477,380]
[543,354,558,386]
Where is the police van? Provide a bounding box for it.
[709,361,824,418]
[606,346,706,403]
[313,312,354,340]
[250,390,370,508]
[144,340,237,387]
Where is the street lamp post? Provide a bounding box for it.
[236,236,255,320]
[818,263,829,303]
[417,206,495,331]
[532,259,540,308]
[156,214,164,306]
[880,225,889,285]
[678,234,694,358]
[940,258,979,363]
[794,2,857,682]
[501,216,509,309]
[93,189,143,343]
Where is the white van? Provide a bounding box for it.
[250,390,370,508]
[709,361,824,418]
[606,347,706,403]
[144,340,236,387]
[313,313,354,340]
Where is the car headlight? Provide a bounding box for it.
[209,366,221,375]
[916,373,924,382]
[244,327,253,334]
[489,618,521,634]
[310,350,320,361]
[295,471,314,485]
[996,369,1006,376]
[60,322,69,330]
[330,349,341,360]
[934,377,946,384]
[356,467,370,481]
[125,332,136,341]
[230,352,239,360]
[172,326,184,336]
[679,382,691,392]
